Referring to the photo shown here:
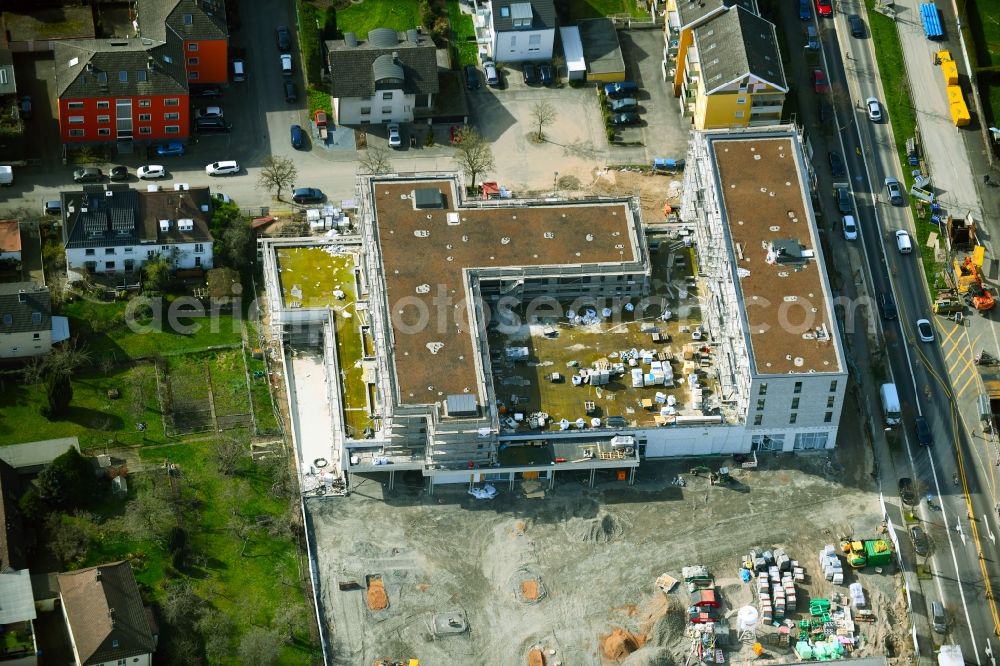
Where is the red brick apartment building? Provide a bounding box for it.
[133,0,229,84]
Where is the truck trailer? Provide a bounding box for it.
[880,383,901,426]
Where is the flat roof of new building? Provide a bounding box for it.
[711,135,841,374]
[369,178,640,406]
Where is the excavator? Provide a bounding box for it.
[953,252,995,312]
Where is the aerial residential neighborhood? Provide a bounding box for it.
[1,0,999,664]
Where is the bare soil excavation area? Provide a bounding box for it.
[308,447,912,665]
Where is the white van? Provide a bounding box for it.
[895,229,912,254]
[231,59,245,82]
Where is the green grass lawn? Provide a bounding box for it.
[245,321,281,436]
[307,86,333,119]
[335,0,421,37]
[0,363,167,449]
[63,297,242,361]
[447,0,479,66]
[561,0,650,20]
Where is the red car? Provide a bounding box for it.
[816,0,833,16]
[813,69,830,93]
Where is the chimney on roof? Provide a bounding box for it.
[344,32,358,48]
[147,56,155,71]
[85,62,94,72]
[392,51,399,64]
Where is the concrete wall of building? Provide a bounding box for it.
[0,328,53,359]
[336,90,416,125]
[491,28,555,62]
[748,374,845,431]
[67,241,212,272]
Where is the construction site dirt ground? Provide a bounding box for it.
[308,428,915,666]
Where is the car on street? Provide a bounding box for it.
[109,166,129,181]
[611,111,641,126]
[609,97,638,112]
[195,106,224,119]
[387,124,402,148]
[290,124,304,150]
[464,64,480,90]
[828,151,845,176]
[849,14,865,37]
[885,176,904,205]
[523,62,540,85]
[815,0,833,17]
[910,525,929,556]
[915,415,933,446]
[292,187,325,204]
[192,85,223,98]
[879,292,898,320]
[805,25,820,50]
[799,0,812,20]
[276,25,291,52]
[916,318,934,342]
[813,69,829,93]
[43,200,61,216]
[866,97,882,122]
[20,96,32,120]
[73,167,103,183]
[842,215,858,240]
[205,160,240,176]
[155,142,185,156]
[195,118,232,133]
[484,60,500,88]
[898,477,916,505]
[895,229,912,253]
[604,81,639,99]
[137,165,166,179]
[280,53,293,76]
[284,80,298,103]
[539,62,554,85]
[835,186,851,214]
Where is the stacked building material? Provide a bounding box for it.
[819,544,843,585]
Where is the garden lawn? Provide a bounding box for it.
[0,363,167,448]
[562,0,650,20]
[245,321,281,436]
[335,0,421,38]
[447,0,478,66]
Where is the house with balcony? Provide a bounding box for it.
[663,0,756,89]
[134,0,229,84]
[673,5,786,129]
[61,185,214,275]
[482,0,557,63]
[53,39,189,145]
[326,28,438,126]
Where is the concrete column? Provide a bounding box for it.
[589,468,595,488]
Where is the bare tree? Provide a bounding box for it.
[45,515,90,566]
[530,100,557,142]
[123,487,175,545]
[453,128,495,190]
[257,156,298,201]
[98,354,115,376]
[238,627,281,666]
[271,604,300,643]
[359,146,392,175]
[197,610,235,662]
[212,436,245,477]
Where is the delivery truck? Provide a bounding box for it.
[880,383,901,426]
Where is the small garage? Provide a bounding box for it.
[578,18,626,83]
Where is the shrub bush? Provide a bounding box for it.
[297,0,323,85]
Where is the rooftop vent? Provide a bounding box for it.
[407,28,419,43]
[413,188,444,209]
[344,32,358,48]
[369,27,399,48]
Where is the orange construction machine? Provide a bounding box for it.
[953,251,995,312]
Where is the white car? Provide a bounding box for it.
[916,318,934,342]
[842,215,858,241]
[387,123,402,148]
[205,160,240,176]
[137,165,166,179]
[865,97,882,122]
[195,106,224,119]
[895,229,912,254]
[280,53,292,76]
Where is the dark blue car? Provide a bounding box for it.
[290,124,304,149]
[604,81,639,99]
[799,0,812,20]
[155,141,185,156]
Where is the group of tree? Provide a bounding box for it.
[20,447,100,521]
[211,200,255,273]
[22,343,91,420]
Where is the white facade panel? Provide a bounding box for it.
[67,241,212,272]
[491,28,555,62]
[0,328,52,359]
[336,90,416,125]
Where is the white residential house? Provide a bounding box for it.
[486,0,557,63]
[61,185,214,275]
[0,282,70,360]
[325,28,439,126]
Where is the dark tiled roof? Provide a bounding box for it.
[676,0,757,30]
[0,282,52,335]
[136,0,228,42]
[62,186,214,249]
[54,39,187,99]
[58,562,157,665]
[0,459,26,571]
[695,7,786,94]
[491,0,557,32]
[326,31,439,99]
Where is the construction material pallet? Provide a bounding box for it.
[600,450,627,460]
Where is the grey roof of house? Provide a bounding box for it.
[0,568,36,625]
[0,282,52,335]
[694,7,786,94]
[61,186,213,250]
[135,0,228,43]
[58,562,157,665]
[0,48,16,97]
[676,0,757,29]
[326,30,439,99]
[53,38,187,99]
[491,0,557,31]
[0,437,80,471]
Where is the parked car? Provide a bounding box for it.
[43,200,62,216]
[895,229,912,253]
[464,64,480,90]
[213,192,232,204]
[192,85,223,98]
[866,96,883,122]
[885,176,904,205]
[231,58,245,82]
[910,525,929,556]
[195,119,232,133]
[879,292,898,320]
[275,25,291,52]
[280,53,292,76]
[813,69,829,93]
[848,14,865,37]
[523,62,539,85]
[73,167,103,183]
[484,60,500,88]
[539,62,554,85]
[290,124,304,149]
[109,166,129,182]
[828,151,845,177]
[835,186,851,214]
[805,24,820,50]
[898,477,916,505]
[155,142,185,156]
[604,81,639,99]
[195,106,224,119]
[205,160,240,176]
[915,415,933,446]
[842,215,858,240]
[20,96,32,119]
[916,318,935,343]
[284,80,298,103]
[609,97,638,112]
[137,165,166,179]
[799,0,812,20]
[292,187,324,204]
[611,111,640,125]
[388,124,402,148]
[815,0,833,17]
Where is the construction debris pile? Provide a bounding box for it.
[682,566,725,663]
